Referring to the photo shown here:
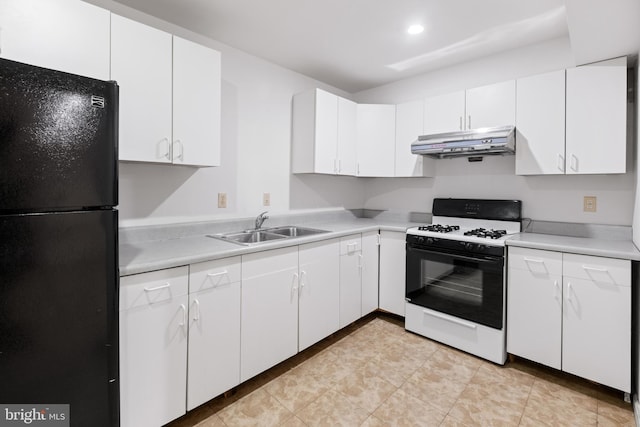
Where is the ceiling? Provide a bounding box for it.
[112,0,640,93]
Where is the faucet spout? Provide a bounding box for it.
[255,211,269,229]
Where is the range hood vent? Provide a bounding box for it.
[411,125,516,159]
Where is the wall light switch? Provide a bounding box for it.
[583,196,597,212]
[263,193,271,207]
[218,192,227,208]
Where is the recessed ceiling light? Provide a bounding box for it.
[407,24,424,35]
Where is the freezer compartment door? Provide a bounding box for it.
[0,58,118,211]
[0,209,118,427]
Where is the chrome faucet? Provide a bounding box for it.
[255,211,269,229]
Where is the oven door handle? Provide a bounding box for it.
[423,309,477,330]
[409,246,502,264]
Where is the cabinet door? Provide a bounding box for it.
[515,70,566,175]
[395,100,433,177]
[337,97,358,175]
[0,0,110,80]
[339,235,362,327]
[379,231,406,316]
[361,231,380,315]
[187,258,241,410]
[173,36,221,167]
[298,239,340,351]
[562,254,631,392]
[566,57,627,174]
[357,104,396,177]
[506,248,562,369]
[111,14,173,163]
[119,267,189,427]
[241,247,299,382]
[423,90,465,134]
[465,80,516,129]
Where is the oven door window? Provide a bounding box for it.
[406,245,504,329]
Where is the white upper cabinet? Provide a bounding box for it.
[465,80,516,129]
[336,97,358,175]
[422,81,515,134]
[112,14,221,166]
[0,0,110,80]
[292,88,357,175]
[111,14,173,164]
[565,57,627,174]
[173,36,221,167]
[423,90,466,134]
[356,104,396,177]
[395,100,433,177]
[515,70,566,175]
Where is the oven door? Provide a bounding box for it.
[406,243,504,329]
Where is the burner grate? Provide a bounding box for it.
[463,228,507,239]
[418,224,460,233]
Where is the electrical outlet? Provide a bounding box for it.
[263,193,271,207]
[218,193,227,208]
[583,196,597,212]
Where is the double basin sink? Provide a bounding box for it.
[208,226,329,245]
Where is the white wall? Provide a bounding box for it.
[87,0,367,226]
[356,37,636,226]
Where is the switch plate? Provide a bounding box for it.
[218,193,227,208]
[263,193,271,206]
[583,196,597,212]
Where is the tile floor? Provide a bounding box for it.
[167,314,635,427]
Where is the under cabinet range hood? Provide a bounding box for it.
[411,125,516,159]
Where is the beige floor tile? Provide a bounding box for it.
[597,413,636,427]
[439,415,473,427]
[280,415,308,427]
[365,345,425,387]
[264,365,331,412]
[217,388,294,427]
[372,387,446,427]
[360,414,387,427]
[447,382,528,426]
[474,361,536,388]
[193,414,226,427]
[597,398,634,425]
[419,347,481,385]
[401,369,468,413]
[295,349,353,385]
[296,388,370,427]
[522,386,597,427]
[394,332,442,361]
[334,367,398,413]
[529,377,598,413]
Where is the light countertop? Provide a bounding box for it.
[506,233,640,261]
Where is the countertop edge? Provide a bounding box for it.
[119,223,411,276]
[506,234,640,261]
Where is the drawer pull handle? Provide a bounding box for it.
[566,282,573,302]
[179,304,187,327]
[554,280,560,300]
[207,270,228,278]
[523,257,545,264]
[423,309,477,330]
[144,283,170,292]
[193,299,201,321]
[582,265,608,273]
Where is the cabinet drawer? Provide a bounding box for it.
[189,256,241,293]
[563,253,630,286]
[120,266,189,311]
[508,247,562,275]
[340,234,362,255]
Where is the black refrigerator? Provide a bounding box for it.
[0,58,119,426]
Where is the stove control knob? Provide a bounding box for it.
[426,237,434,244]
[465,243,475,251]
[417,236,425,243]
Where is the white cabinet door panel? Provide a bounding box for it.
[0,0,110,80]
[395,100,432,177]
[379,231,406,316]
[465,80,516,129]
[515,70,566,175]
[357,104,396,177]
[361,231,379,315]
[111,14,172,163]
[173,36,221,167]
[298,240,340,351]
[337,97,358,175]
[423,91,465,134]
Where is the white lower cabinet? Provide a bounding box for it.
[379,231,406,316]
[507,247,631,392]
[119,266,189,427]
[339,234,363,327]
[187,257,241,410]
[298,239,341,351]
[361,231,380,315]
[241,246,299,382]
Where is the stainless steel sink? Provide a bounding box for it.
[266,226,329,237]
[207,226,329,245]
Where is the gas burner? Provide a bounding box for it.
[463,228,507,239]
[418,224,460,233]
